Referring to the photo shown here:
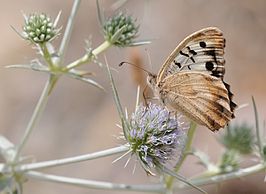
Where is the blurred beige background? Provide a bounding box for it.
[0,0,266,194]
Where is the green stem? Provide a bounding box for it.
[165,121,197,190]
[40,43,54,69]
[65,41,112,70]
[13,75,58,162]
[92,41,112,56]
[16,145,129,172]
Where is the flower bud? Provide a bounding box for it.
[22,13,60,44]
[103,12,139,47]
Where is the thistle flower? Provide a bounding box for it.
[126,103,188,175]
[218,125,255,173]
[22,13,61,44]
[103,12,139,47]
[221,124,254,155]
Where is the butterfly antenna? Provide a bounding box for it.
[119,61,152,75]
[142,84,149,106]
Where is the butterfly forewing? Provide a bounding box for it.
[157,27,226,82]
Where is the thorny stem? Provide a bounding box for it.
[15,145,129,172]
[165,121,197,191]
[24,162,266,193]
[12,2,113,163]
[13,12,113,164]
[58,0,81,65]
[105,56,130,139]
[13,75,58,162]
[252,97,264,159]
[178,163,266,189]
[65,41,112,70]
[25,171,165,193]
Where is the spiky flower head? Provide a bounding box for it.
[103,12,139,47]
[221,124,254,155]
[126,103,188,175]
[22,13,60,44]
[217,125,255,174]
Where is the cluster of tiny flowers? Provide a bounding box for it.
[103,12,138,47]
[23,13,59,44]
[221,124,254,154]
[127,103,188,173]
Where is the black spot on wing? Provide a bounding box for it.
[185,46,197,63]
[205,61,214,71]
[189,49,197,55]
[179,51,189,57]
[211,70,223,78]
[199,41,206,48]
[187,46,197,55]
[173,60,181,68]
[205,49,217,63]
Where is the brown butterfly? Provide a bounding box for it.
[147,27,237,131]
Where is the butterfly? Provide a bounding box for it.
[147,27,237,131]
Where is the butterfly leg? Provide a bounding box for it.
[142,84,148,106]
[143,83,161,106]
[143,84,156,106]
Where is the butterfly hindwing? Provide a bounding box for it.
[157,27,225,82]
[160,72,233,131]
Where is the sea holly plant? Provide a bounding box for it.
[0,0,266,194]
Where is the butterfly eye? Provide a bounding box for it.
[147,74,157,85]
